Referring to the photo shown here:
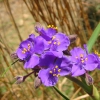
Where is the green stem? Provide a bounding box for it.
[53,86,69,100]
[66,76,92,95]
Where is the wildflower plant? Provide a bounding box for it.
[9,23,100,100]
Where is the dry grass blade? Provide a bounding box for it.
[72,94,89,100]
[3,0,22,42]
[0,0,100,100]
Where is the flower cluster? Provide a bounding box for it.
[13,24,100,87]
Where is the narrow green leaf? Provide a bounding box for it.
[53,86,69,100]
[1,59,19,77]
[87,23,100,52]
[66,76,92,95]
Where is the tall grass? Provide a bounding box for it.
[0,0,100,100]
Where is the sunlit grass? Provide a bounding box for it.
[0,0,100,100]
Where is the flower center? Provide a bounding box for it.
[49,65,61,77]
[75,54,88,64]
[48,36,60,46]
[22,44,31,54]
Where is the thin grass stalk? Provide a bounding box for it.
[2,82,19,100]
[3,0,22,42]
[71,0,87,45]
[0,47,15,77]
[43,0,54,25]
[0,34,10,54]
[78,0,92,37]
[70,87,81,99]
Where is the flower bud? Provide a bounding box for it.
[10,52,18,59]
[68,34,77,43]
[63,50,71,56]
[35,22,42,33]
[34,77,42,89]
[85,73,93,85]
[15,76,25,84]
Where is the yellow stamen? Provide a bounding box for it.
[52,25,54,27]
[47,25,51,28]
[85,58,88,61]
[81,60,84,63]
[53,74,56,76]
[80,54,83,58]
[49,71,52,74]
[48,41,52,44]
[56,74,60,77]
[55,27,57,29]
[52,36,56,40]
[55,66,58,68]
[53,42,56,44]
[94,50,100,57]
[23,48,27,52]
[57,42,60,45]
[58,69,61,72]
[54,68,56,72]
[22,51,25,54]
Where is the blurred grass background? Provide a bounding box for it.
[0,0,100,100]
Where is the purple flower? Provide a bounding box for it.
[35,24,70,58]
[70,47,98,77]
[16,34,48,69]
[48,33,70,52]
[38,53,72,86]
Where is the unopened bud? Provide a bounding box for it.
[15,76,25,84]
[10,52,18,59]
[63,50,71,56]
[34,77,42,89]
[35,22,42,33]
[68,34,77,43]
[85,73,93,85]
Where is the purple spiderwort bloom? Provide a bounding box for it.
[70,47,98,77]
[48,33,70,51]
[36,24,70,58]
[45,33,70,58]
[38,53,72,86]
[16,34,48,69]
[36,24,70,51]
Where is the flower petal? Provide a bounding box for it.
[70,47,86,62]
[24,54,39,69]
[39,53,56,68]
[33,36,47,54]
[58,56,72,76]
[16,40,32,60]
[85,54,98,71]
[55,33,70,51]
[71,65,85,77]
[38,68,58,86]
[45,51,63,58]
[55,56,72,76]
[28,34,35,42]
[46,28,57,38]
